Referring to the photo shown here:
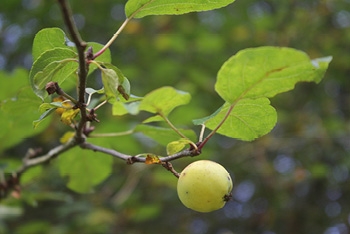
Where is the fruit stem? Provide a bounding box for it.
[161,162,180,178]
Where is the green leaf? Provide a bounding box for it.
[197,47,331,141]
[111,95,143,116]
[99,63,126,84]
[29,48,78,99]
[166,138,193,155]
[139,86,191,117]
[98,64,130,101]
[101,68,120,101]
[197,98,277,141]
[142,115,164,123]
[0,159,22,172]
[311,56,333,82]
[58,148,113,193]
[0,69,29,100]
[215,47,332,104]
[192,105,223,125]
[33,100,65,128]
[38,102,64,113]
[112,100,141,116]
[32,28,69,61]
[134,125,197,146]
[125,0,235,18]
[0,86,50,150]
[21,166,43,184]
[86,87,105,95]
[2,87,42,116]
[32,108,56,129]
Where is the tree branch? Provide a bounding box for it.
[2,0,206,202]
[18,139,78,174]
[0,139,78,200]
[162,162,180,178]
[92,0,155,59]
[93,17,131,59]
[80,142,132,161]
[80,142,200,164]
[57,0,88,141]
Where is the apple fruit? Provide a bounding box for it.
[177,160,233,212]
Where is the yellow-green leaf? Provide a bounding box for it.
[139,86,191,117]
[61,109,79,125]
[32,28,68,61]
[101,68,120,101]
[215,47,332,104]
[166,138,193,155]
[29,48,77,100]
[125,0,236,18]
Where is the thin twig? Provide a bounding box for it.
[55,83,78,104]
[92,0,155,59]
[93,18,131,59]
[93,100,108,111]
[160,112,188,139]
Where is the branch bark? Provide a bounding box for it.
[18,139,78,174]
[57,0,88,141]
[1,139,78,200]
[80,142,199,164]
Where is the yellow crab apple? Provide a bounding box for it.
[177,160,233,212]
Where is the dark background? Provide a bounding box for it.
[1,0,350,233]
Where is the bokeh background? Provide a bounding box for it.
[1,0,350,233]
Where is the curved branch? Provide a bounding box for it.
[18,139,78,175]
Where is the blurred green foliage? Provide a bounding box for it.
[0,0,349,234]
